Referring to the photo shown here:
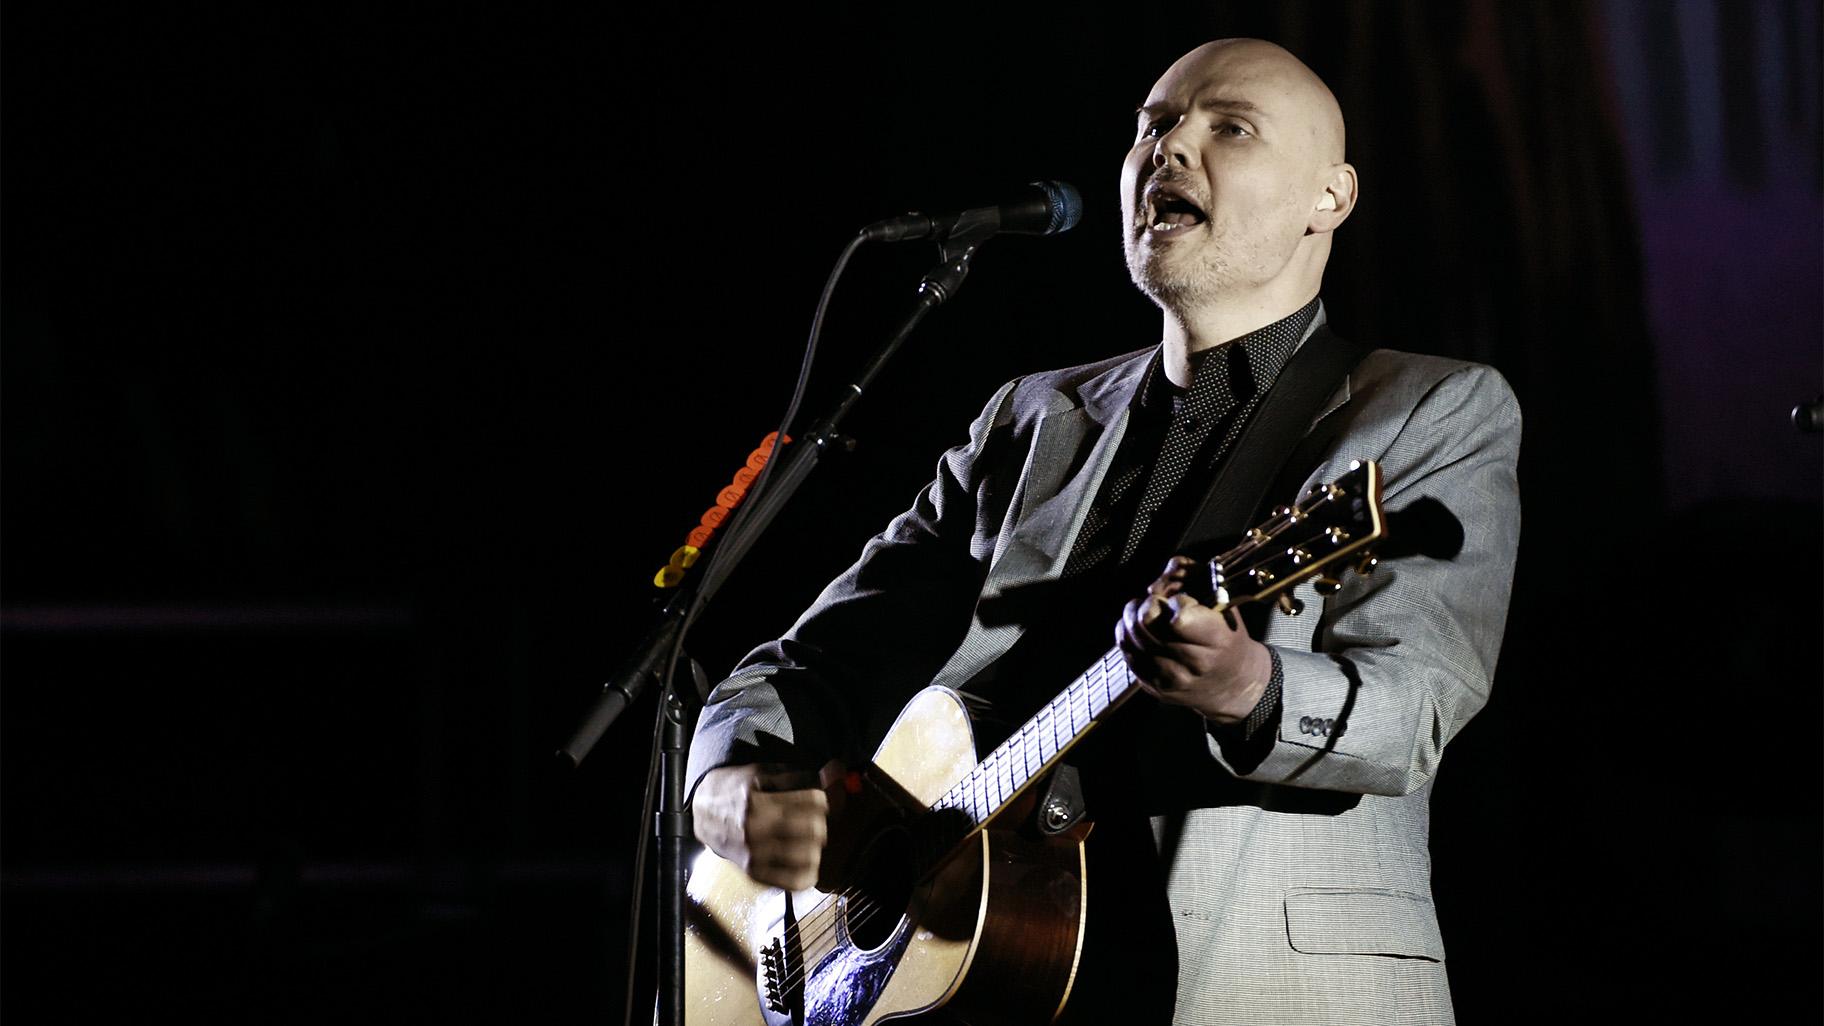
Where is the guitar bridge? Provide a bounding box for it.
[759,937,791,1014]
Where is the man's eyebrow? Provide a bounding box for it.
[1198,96,1266,117]
[1136,97,1268,120]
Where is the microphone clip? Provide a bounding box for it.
[918,245,980,306]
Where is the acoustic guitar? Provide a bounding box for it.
[683,460,1386,1025]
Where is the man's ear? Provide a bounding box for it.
[1307,163,1358,233]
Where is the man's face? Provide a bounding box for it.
[1120,41,1334,310]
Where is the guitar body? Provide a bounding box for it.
[683,687,1088,1025]
[682,461,1389,1024]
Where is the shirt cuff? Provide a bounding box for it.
[1241,646,1284,741]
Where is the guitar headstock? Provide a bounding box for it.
[1205,459,1385,614]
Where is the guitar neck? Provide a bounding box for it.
[928,646,1141,830]
[903,460,1383,876]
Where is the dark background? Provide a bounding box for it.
[4,2,1819,1022]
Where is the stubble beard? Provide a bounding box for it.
[1125,228,1239,316]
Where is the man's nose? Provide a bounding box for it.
[1152,122,1197,170]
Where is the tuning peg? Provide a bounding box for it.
[1355,555,1379,575]
[1276,593,1305,617]
[1208,562,1231,607]
[1313,576,1342,596]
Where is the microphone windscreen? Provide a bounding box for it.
[1031,180,1084,235]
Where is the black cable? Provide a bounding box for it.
[680,231,869,640]
[621,687,666,1026]
[619,230,871,1025]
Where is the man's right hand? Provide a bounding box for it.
[691,763,838,891]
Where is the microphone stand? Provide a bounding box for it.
[558,236,984,1026]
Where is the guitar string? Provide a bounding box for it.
[764,646,1126,941]
[762,486,1360,996]
[769,495,1347,996]
[768,562,1289,993]
[766,644,1165,994]
[768,658,1134,994]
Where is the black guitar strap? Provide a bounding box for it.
[1036,324,1370,835]
[1171,322,1372,558]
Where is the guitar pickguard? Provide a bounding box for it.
[800,902,915,1026]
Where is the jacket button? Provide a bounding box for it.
[1298,716,1313,734]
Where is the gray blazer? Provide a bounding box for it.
[686,308,1522,1025]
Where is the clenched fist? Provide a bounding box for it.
[692,762,843,891]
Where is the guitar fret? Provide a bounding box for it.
[916,464,1383,872]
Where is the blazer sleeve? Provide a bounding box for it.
[1207,362,1522,797]
[682,379,1021,804]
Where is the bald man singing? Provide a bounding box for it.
[687,39,1520,1025]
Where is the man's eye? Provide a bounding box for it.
[1141,118,1173,139]
[1217,122,1251,138]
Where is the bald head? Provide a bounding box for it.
[1153,39,1345,164]
[1120,38,1358,356]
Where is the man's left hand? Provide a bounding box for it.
[1117,555,1274,725]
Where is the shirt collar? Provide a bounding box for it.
[1139,296,1321,414]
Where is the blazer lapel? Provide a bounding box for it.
[928,349,1150,692]
[993,351,1150,583]
[1302,303,1354,431]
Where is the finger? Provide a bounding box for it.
[1136,652,1195,696]
[1126,595,1170,647]
[1147,557,1194,599]
[1165,593,1193,625]
[1156,639,1220,677]
[751,855,820,892]
[1116,617,1162,680]
[1162,599,1235,644]
[754,766,822,792]
[1149,667,1200,704]
[758,789,830,817]
[759,813,828,845]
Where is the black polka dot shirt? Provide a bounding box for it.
[1063,296,1320,737]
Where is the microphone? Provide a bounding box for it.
[862,180,1083,244]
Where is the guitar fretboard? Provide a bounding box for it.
[928,647,1139,829]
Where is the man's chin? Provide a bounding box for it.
[1129,260,1210,313]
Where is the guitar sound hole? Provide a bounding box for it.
[841,830,914,952]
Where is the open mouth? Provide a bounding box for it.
[1145,187,1207,234]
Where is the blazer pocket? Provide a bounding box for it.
[1283,887,1446,962]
